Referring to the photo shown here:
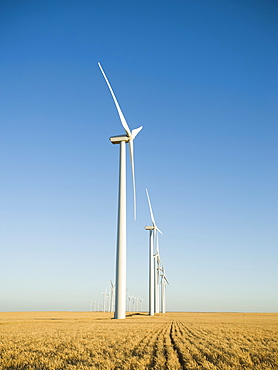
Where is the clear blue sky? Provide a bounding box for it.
[1,0,277,312]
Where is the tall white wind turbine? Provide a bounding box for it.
[109,281,115,313]
[160,265,169,313]
[98,63,142,319]
[145,188,162,316]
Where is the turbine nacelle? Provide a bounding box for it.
[110,135,129,144]
[110,126,143,145]
[145,225,155,231]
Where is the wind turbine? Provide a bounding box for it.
[128,295,131,312]
[140,298,143,312]
[154,235,162,313]
[98,63,142,319]
[101,289,108,312]
[160,265,169,313]
[110,281,115,313]
[145,188,162,316]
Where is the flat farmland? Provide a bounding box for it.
[0,312,277,369]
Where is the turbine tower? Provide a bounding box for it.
[98,63,142,319]
[145,189,162,316]
[145,223,154,315]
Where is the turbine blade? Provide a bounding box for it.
[155,226,163,235]
[129,139,137,220]
[98,62,131,137]
[157,256,161,266]
[131,126,143,139]
[146,189,155,225]
[156,233,160,260]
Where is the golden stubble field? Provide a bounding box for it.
[0,311,277,370]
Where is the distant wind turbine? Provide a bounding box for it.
[160,265,169,313]
[140,298,143,312]
[128,295,131,312]
[98,63,143,319]
[110,281,115,313]
[133,297,136,312]
[101,289,107,312]
[106,292,110,311]
[145,188,162,316]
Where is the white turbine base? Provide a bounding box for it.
[148,229,154,316]
[114,141,127,319]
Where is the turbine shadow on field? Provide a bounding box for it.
[125,312,149,317]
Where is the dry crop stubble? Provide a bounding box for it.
[0,312,277,369]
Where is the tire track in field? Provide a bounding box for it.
[149,322,170,369]
[130,322,168,364]
[130,321,186,369]
[169,321,188,369]
[148,320,185,369]
[163,322,183,370]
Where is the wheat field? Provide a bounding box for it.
[0,311,277,369]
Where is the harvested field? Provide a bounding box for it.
[0,312,277,369]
